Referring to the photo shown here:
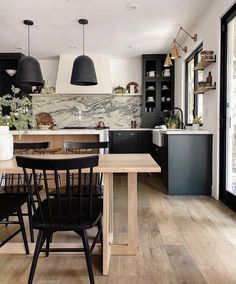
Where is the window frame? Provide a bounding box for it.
[185,43,203,125]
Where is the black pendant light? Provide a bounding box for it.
[70,19,97,86]
[16,19,43,87]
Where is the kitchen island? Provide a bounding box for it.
[11,129,109,152]
[152,129,213,195]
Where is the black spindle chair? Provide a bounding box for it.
[63,141,108,197]
[0,142,50,242]
[16,155,102,284]
[0,194,29,254]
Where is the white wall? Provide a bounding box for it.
[175,0,235,199]
[109,57,142,92]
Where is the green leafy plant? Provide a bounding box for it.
[0,86,35,131]
[192,116,202,125]
[164,112,180,129]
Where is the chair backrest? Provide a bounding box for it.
[63,141,108,154]
[0,142,50,191]
[14,142,50,154]
[16,155,99,227]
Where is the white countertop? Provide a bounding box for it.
[109,128,151,131]
[10,129,107,135]
[152,129,212,135]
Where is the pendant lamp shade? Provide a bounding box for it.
[71,55,97,85]
[70,19,97,86]
[16,56,43,86]
[171,44,181,60]
[16,19,43,87]
[164,54,173,67]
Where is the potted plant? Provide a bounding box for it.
[0,86,35,160]
[192,116,202,130]
[164,111,180,129]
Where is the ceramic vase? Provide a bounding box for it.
[192,124,200,131]
[0,126,13,160]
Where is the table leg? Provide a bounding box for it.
[111,172,138,255]
[103,173,113,275]
[127,172,137,254]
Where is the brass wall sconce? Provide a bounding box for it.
[164,26,198,67]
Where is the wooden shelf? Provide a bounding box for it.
[194,83,216,94]
[194,57,216,70]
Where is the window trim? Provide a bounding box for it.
[185,43,203,125]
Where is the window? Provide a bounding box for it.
[185,44,203,125]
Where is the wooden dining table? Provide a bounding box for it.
[0,153,161,275]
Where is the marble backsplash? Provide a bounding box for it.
[32,94,141,128]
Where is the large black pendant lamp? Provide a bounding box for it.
[16,19,43,87]
[70,19,97,86]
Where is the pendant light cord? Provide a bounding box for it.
[28,24,30,56]
[83,24,85,55]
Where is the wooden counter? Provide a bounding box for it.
[11,129,109,153]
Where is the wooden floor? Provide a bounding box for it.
[1,174,236,283]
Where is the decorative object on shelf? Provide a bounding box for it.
[146,70,156,77]
[161,85,169,90]
[35,112,56,129]
[126,81,139,93]
[161,69,171,77]
[0,126,13,160]
[70,19,97,86]
[192,116,202,130]
[97,117,106,128]
[164,26,198,67]
[146,86,155,91]
[201,50,214,60]
[0,85,35,131]
[206,71,212,85]
[131,120,137,128]
[113,85,126,94]
[16,20,43,87]
[5,69,17,76]
[194,51,216,70]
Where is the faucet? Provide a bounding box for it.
[170,107,185,129]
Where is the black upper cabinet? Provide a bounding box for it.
[141,54,175,128]
[0,53,31,97]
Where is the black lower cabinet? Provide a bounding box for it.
[152,134,212,195]
[109,130,151,154]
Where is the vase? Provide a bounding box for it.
[0,126,13,160]
[192,124,200,131]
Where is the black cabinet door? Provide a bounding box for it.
[138,131,152,153]
[110,131,139,153]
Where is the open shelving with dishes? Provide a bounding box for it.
[141,54,174,128]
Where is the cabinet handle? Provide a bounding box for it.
[130,133,134,136]
[117,133,122,136]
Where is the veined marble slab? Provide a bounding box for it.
[32,94,141,128]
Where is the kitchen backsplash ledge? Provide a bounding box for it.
[32,94,141,128]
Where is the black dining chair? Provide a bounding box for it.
[16,155,103,284]
[0,193,29,254]
[63,141,108,197]
[0,141,50,242]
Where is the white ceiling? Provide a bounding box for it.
[0,0,214,59]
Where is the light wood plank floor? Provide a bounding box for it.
[1,174,236,283]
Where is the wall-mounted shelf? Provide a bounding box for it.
[194,56,216,70]
[194,82,216,94]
